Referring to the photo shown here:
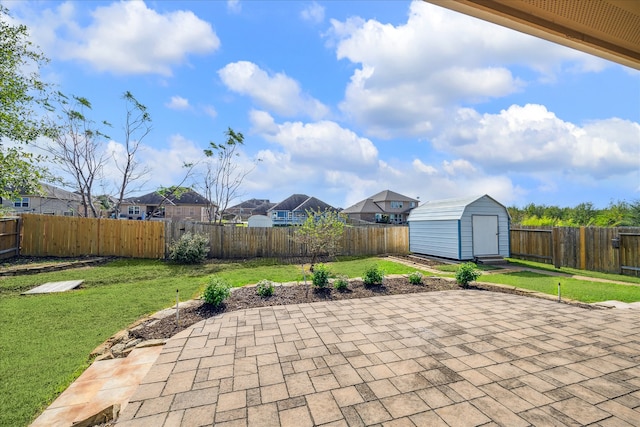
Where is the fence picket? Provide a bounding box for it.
[0,218,20,259]
[511,226,640,275]
[20,214,165,259]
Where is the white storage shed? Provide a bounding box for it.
[247,215,273,227]
[407,194,510,261]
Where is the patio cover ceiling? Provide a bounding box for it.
[424,0,640,70]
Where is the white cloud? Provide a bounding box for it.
[203,105,218,119]
[249,110,378,172]
[218,61,329,119]
[412,159,437,175]
[407,159,524,205]
[310,156,524,208]
[442,159,476,176]
[301,2,324,24]
[330,0,606,138]
[434,104,640,179]
[242,110,526,208]
[27,1,220,76]
[227,0,241,14]
[97,134,205,194]
[165,96,190,110]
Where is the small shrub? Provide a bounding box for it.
[256,279,274,297]
[169,232,210,264]
[408,271,423,285]
[202,276,230,307]
[333,274,349,291]
[312,263,330,288]
[363,264,385,286]
[456,262,481,287]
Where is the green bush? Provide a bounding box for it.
[312,263,330,288]
[363,264,385,286]
[456,262,481,287]
[256,279,274,297]
[333,274,349,291]
[202,276,230,307]
[408,271,423,285]
[169,232,210,264]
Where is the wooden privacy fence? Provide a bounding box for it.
[510,226,640,275]
[165,222,409,259]
[20,214,165,258]
[0,218,21,260]
[16,215,407,260]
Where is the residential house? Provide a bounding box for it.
[267,194,337,226]
[341,190,419,224]
[0,183,83,216]
[121,189,213,221]
[224,199,275,222]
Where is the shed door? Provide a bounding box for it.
[472,215,499,256]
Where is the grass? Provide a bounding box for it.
[327,258,423,278]
[435,263,500,273]
[212,257,425,286]
[0,256,421,426]
[0,260,208,427]
[478,271,640,303]
[504,258,640,284]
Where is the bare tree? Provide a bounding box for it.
[147,161,198,219]
[45,92,110,217]
[202,128,258,224]
[112,91,152,218]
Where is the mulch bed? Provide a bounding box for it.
[130,275,568,341]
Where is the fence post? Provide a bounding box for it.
[16,217,21,257]
[579,226,586,270]
[552,227,561,268]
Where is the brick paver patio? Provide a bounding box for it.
[117,290,640,426]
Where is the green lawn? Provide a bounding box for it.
[478,270,640,303]
[0,256,422,427]
[435,263,500,273]
[504,258,640,284]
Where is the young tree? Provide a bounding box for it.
[146,161,197,219]
[45,93,111,217]
[112,91,152,218]
[294,208,346,266]
[0,6,54,199]
[202,128,258,224]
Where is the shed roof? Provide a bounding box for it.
[407,194,507,221]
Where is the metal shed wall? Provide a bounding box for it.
[408,195,510,260]
[409,219,460,259]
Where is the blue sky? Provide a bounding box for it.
[5,0,640,209]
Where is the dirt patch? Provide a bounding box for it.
[0,256,113,276]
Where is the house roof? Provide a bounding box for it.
[342,189,418,214]
[370,190,418,203]
[407,194,507,221]
[4,183,83,202]
[40,183,84,202]
[226,199,275,215]
[341,198,384,214]
[126,189,211,206]
[268,194,336,212]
